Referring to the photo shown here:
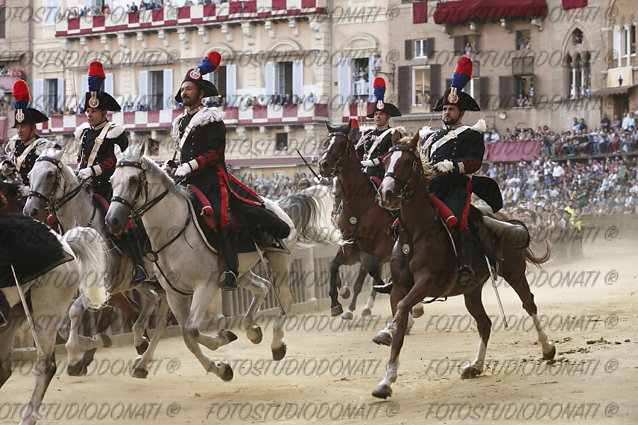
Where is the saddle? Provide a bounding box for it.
[187,187,288,255]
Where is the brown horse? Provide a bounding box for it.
[372,132,554,399]
[0,179,23,214]
[319,123,423,319]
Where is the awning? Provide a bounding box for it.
[434,0,547,25]
[591,85,637,96]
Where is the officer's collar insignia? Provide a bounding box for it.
[88,92,100,108]
[376,100,384,110]
[189,67,201,80]
[16,109,24,123]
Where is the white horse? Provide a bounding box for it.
[0,225,109,425]
[105,143,328,380]
[23,148,165,377]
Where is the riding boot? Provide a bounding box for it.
[0,290,10,328]
[218,227,239,291]
[122,226,152,285]
[455,228,475,287]
[473,220,503,264]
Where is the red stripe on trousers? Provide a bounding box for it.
[458,182,472,231]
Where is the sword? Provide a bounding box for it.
[296,149,322,182]
[10,264,44,356]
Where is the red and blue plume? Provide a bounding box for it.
[198,51,221,75]
[12,80,30,110]
[88,61,106,92]
[348,117,360,139]
[451,56,472,90]
[373,77,386,102]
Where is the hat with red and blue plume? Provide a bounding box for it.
[433,56,480,112]
[83,61,121,111]
[175,51,221,103]
[366,77,401,118]
[12,80,48,128]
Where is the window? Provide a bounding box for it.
[276,62,293,97]
[209,65,227,99]
[412,66,431,109]
[0,4,5,39]
[275,133,288,151]
[149,71,164,111]
[414,40,427,58]
[566,53,590,99]
[352,57,369,97]
[45,79,58,115]
[516,30,531,50]
[514,75,534,107]
[44,0,58,25]
[613,26,637,59]
[462,77,481,101]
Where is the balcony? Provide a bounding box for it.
[37,103,329,136]
[55,0,327,38]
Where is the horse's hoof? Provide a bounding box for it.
[372,331,392,346]
[361,307,372,317]
[339,286,351,299]
[220,363,234,381]
[67,348,97,376]
[542,343,556,360]
[272,344,287,361]
[460,364,483,379]
[411,304,424,318]
[341,310,353,320]
[132,367,149,379]
[222,329,238,343]
[135,338,149,355]
[247,326,263,345]
[99,333,112,348]
[371,384,392,399]
[331,305,344,317]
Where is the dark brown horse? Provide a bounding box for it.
[372,132,554,399]
[319,123,424,319]
[0,179,23,214]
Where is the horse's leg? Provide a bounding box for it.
[97,291,140,333]
[362,255,385,316]
[131,288,159,355]
[372,277,416,399]
[460,289,492,379]
[343,262,367,320]
[65,297,111,376]
[0,305,26,389]
[180,283,235,380]
[503,267,556,359]
[328,250,345,316]
[132,292,170,379]
[267,254,294,361]
[238,272,268,344]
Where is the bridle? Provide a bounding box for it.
[383,145,422,205]
[320,132,359,176]
[27,155,89,229]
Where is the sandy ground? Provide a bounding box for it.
[1,237,637,425]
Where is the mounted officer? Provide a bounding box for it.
[166,51,290,290]
[75,61,151,285]
[2,80,58,196]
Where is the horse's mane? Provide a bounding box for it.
[140,156,191,200]
[395,136,436,182]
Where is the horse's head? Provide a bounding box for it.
[318,121,354,177]
[24,147,66,221]
[105,142,147,235]
[379,132,422,210]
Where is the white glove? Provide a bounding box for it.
[18,185,30,197]
[314,176,329,185]
[77,165,101,180]
[360,159,377,167]
[434,160,455,173]
[175,159,199,177]
[419,126,435,139]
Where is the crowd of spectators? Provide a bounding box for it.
[61,0,229,18]
[0,68,26,77]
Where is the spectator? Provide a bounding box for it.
[600,113,610,132]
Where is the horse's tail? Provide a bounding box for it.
[277,185,343,246]
[62,227,109,309]
[525,238,552,267]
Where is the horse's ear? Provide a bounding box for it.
[114,144,123,161]
[131,141,145,160]
[51,147,65,160]
[325,121,333,133]
[408,132,420,150]
[391,130,402,146]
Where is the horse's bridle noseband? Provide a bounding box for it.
[383,145,422,205]
[320,131,358,176]
[111,160,169,218]
[27,155,65,205]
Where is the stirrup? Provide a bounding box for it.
[219,270,238,291]
[131,266,148,284]
[0,311,8,328]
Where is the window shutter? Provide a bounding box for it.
[57,77,65,112]
[337,58,352,104]
[499,75,515,109]
[405,39,413,60]
[429,64,441,109]
[454,36,464,56]
[265,61,275,97]
[512,57,522,76]
[292,59,303,99]
[226,64,237,106]
[398,66,410,113]
[523,56,534,75]
[33,79,44,111]
[426,38,435,59]
[479,76,490,109]
[105,73,114,96]
[138,71,148,106]
[162,69,172,110]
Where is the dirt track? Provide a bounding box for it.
[1,238,637,425]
